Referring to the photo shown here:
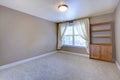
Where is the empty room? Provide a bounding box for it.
[0,0,120,80]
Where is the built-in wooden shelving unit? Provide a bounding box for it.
[89,21,113,62]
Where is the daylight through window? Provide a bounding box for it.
[62,24,86,47]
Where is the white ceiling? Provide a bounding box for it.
[0,0,119,22]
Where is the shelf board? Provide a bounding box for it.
[91,29,111,32]
[91,43,112,45]
[90,21,112,26]
[92,36,111,38]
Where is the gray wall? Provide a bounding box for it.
[115,1,120,65]
[0,6,56,65]
[62,13,114,54]
[62,46,87,54]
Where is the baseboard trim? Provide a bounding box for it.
[0,51,57,71]
[58,50,89,58]
[116,61,120,71]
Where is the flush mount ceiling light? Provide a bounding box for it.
[58,4,68,12]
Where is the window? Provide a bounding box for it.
[62,24,86,47]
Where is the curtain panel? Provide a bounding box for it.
[57,22,69,49]
[73,18,90,53]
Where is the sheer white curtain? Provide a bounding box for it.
[73,18,90,53]
[57,22,69,49]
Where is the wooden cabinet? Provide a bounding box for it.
[89,21,113,62]
[90,45,100,59]
[100,45,112,61]
[90,45,112,61]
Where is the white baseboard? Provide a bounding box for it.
[0,51,57,71]
[116,61,120,71]
[58,50,89,58]
[2,50,119,72]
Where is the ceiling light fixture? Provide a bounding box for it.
[58,4,68,12]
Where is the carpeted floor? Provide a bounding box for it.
[0,52,120,80]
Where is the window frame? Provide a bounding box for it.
[62,24,86,47]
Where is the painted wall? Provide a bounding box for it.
[62,13,114,54]
[115,1,120,65]
[0,6,56,65]
[62,46,88,54]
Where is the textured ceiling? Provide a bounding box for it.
[0,0,119,22]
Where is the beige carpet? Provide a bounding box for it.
[0,52,120,80]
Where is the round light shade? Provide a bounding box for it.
[58,4,68,12]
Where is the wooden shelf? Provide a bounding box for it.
[91,29,111,32]
[91,43,112,45]
[92,36,111,38]
[90,21,112,26]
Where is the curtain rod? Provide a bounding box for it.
[57,17,90,24]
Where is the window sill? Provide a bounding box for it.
[62,45,86,48]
